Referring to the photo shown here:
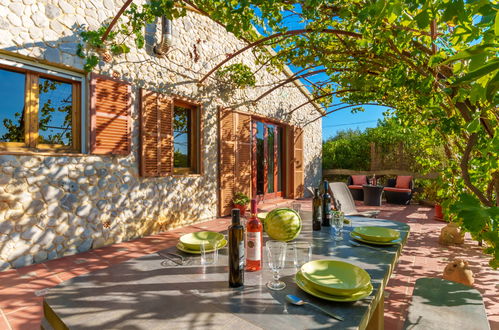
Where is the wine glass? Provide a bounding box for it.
[266,240,287,290]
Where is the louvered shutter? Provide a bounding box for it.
[139,89,173,177]
[292,127,304,198]
[90,74,131,155]
[218,108,253,216]
[218,107,236,216]
[235,112,252,198]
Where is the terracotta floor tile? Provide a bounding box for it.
[0,309,12,330]
[4,305,43,330]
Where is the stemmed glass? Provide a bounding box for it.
[266,240,287,290]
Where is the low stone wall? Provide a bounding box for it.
[0,0,322,270]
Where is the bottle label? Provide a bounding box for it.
[239,241,245,269]
[246,232,261,261]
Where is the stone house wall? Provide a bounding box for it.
[0,0,322,270]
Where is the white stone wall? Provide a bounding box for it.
[0,0,322,270]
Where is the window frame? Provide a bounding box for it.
[0,57,84,154]
[172,98,201,175]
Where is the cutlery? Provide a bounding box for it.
[286,294,344,321]
[158,251,185,265]
[349,240,384,252]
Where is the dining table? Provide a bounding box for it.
[43,211,410,329]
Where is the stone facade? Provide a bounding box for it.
[0,0,322,270]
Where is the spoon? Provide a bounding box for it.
[286,294,344,321]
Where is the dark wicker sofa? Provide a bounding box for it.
[347,175,368,201]
[384,176,413,205]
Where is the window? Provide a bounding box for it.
[139,90,202,177]
[173,101,199,174]
[0,64,81,152]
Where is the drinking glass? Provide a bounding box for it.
[200,237,221,265]
[330,212,344,241]
[293,241,312,268]
[266,240,287,290]
[291,202,302,214]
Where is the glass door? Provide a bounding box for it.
[252,120,283,200]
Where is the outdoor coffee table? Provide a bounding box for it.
[362,185,384,206]
[43,212,409,329]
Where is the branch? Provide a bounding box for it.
[252,68,328,103]
[304,103,382,127]
[101,0,134,42]
[288,89,357,114]
[198,28,362,84]
[460,133,493,207]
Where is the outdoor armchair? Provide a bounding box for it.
[329,182,380,218]
[347,175,368,201]
[384,176,413,205]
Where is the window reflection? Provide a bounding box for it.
[0,68,26,143]
[173,106,191,168]
[38,78,73,146]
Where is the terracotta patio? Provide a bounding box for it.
[0,200,497,330]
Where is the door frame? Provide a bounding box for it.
[251,119,284,200]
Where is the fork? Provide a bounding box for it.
[158,251,185,265]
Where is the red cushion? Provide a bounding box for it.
[384,187,411,193]
[348,185,363,190]
[351,175,367,185]
[395,176,412,189]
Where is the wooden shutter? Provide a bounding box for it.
[218,108,253,216]
[235,112,252,198]
[218,107,236,216]
[90,74,131,155]
[286,126,304,199]
[140,89,173,177]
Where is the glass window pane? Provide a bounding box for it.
[267,126,274,193]
[277,126,283,191]
[173,106,191,168]
[0,68,26,143]
[256,121,264,195]
[38,77,73,146]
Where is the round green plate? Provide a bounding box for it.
[300,260,371,296]
[176,239,227,254]
[295,271,373,302]
[179,231,225,250]
[353,226,400,242]
[350,231,402,245]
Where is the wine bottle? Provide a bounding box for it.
[229,209,245,287]
[312,188,322,231]
[245,199,263,271]
[373,173,376,186]
[322,180,332,227]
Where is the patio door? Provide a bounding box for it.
[252,120,283,200]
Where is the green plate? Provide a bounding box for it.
[300,260,371,296]
[295,271,373,302]
[353,226,400,242]
[176,239,227,254]
[179,231,225,250]
[350,232,402,245]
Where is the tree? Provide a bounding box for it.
[78,0,498,267]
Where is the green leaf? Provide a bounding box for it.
[453,59,499,85]
[440,44,498,65]
[495,10,499,36]
[486,70,499,102]
[415,10,430,29]
[466,117,480,133]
